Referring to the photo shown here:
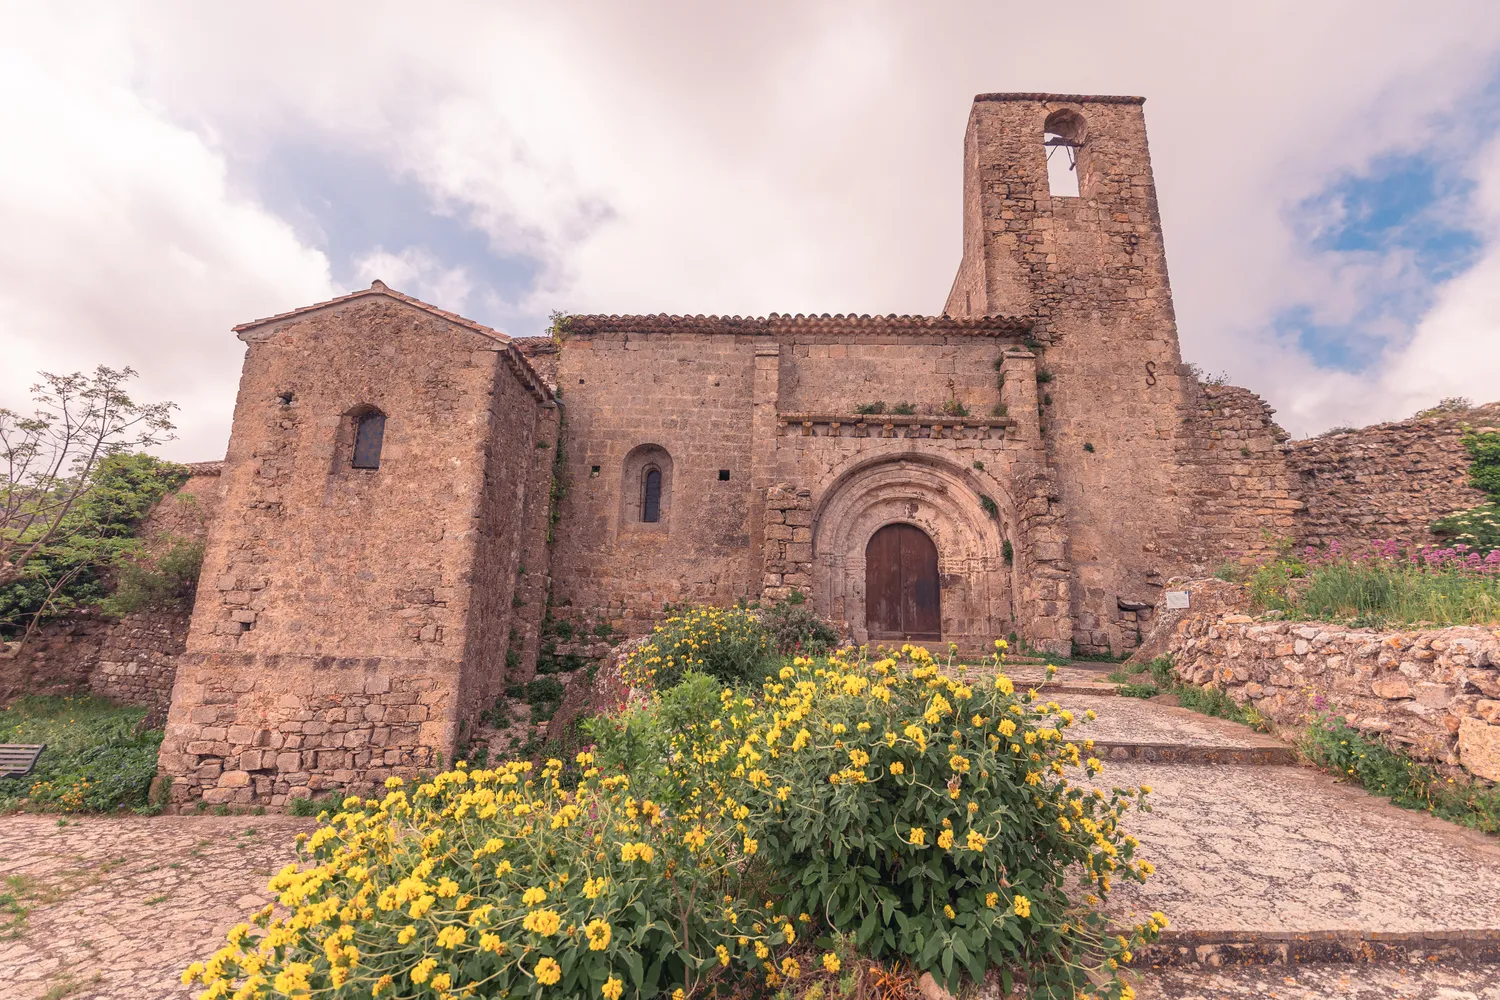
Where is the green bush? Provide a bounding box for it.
[0,453,191,637]
[100,537,204,616]
[1301,713,1500,834]
[586,672,725,807]
[1248,544,1500,626]
[762,592,840,656]
[667,647,1163,997]
[1431,502,1500,555]
[620,605,773,690]
[0,696,162,813]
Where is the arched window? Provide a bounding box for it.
[351,410,386,469]
[642,467,662,522]
[621,443,672,528]
[1043,109,1087,198]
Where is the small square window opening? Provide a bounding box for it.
[718,469,730,481]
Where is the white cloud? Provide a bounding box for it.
[352,248,474,315]
[5,0,1500,451]
[0,6,335,461]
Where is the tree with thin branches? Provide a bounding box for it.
[0,367,177,595]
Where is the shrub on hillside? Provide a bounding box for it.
[661,645,1165,998]
[620,605,773,690]
[184,759,792,1000]
[763,591,840,655]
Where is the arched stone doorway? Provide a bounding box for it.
[865,523,941,640]
[811,456,1015,646]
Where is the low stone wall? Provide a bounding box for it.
[88,608,191,719]
[159,653,459,807]
[1170,616,1500,781]
[1,606,190,717]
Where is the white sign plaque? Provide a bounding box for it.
[1164,591,1190,610]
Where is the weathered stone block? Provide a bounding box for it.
[1459,717,1500,782]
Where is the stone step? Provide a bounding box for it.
[1132,960,1500,998]
[1101,760,1500,971]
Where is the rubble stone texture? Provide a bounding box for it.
[1172,616,1500,780]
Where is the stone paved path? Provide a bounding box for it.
[0,813,312,1000]
[0,690,1496,998]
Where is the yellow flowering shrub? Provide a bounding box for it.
[620,606,773,690]
[182,758,791,1000]
[659,644,1165,999]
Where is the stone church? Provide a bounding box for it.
[159,93,1317,805]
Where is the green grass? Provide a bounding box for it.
[1111,657,1268,730]
[1302,713,1500,834]
[1250,556,1500,627]
[0,696,162,813]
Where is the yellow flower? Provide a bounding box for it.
[1013,895,1032,918]
[534,956,562,986]
[781,956,801,979]
[436,926,466,949]
[966,829,987,851]
[523,909,562,936]
[889,761,905,775]
[908,827,927,847]
[743,836,759,856]
[986,892,999,907]
[602,976,625,1000]
[782,922,796,944]
[755,940,770,959]
[937,829,954,850]
[586,919,612,950]
[994,674,1014,695]
[943,904,956,919]
[411,957,438,984]
[717,944,731,966]
[522,887,547,907]
[431,973,453,991]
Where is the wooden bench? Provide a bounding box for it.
[0,744,46,779]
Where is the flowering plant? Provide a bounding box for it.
[620,605,774,690]
[659,644,1164,999]
[182,758,790,1000]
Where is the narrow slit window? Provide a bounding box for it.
[352,411,386,469]
[1045,132,1080,197]
[642,468,662,522]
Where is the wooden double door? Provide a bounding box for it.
[864,523,941,641]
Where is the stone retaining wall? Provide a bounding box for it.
[1170,615,1500,781]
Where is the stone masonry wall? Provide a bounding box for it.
[162,287,552,806]
[761,483,813,601]
[1170,615,1500,782]
[1170,383,1300,571]
[162,652,449,806]
[1288,402,1499,553]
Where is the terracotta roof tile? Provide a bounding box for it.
[561,313,1032,336]
[974,93,1145,105]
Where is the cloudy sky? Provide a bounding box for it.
[3,1,1500,460]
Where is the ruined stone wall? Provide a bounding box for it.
[1287,403,1499,554]
[550,322,760,633]
[1170,615,1500,783]
[161,290,551,806]
[951,95,1195,655]
[1170,383,1300,570]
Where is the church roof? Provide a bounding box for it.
[561,313,1033,336]
[232,280,510,343]
[232,281,555,404]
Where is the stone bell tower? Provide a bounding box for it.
[945,93,1193,654]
